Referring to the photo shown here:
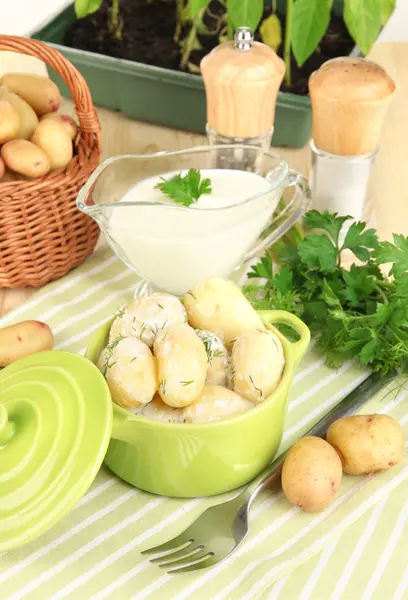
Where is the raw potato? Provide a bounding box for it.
[230,329,285,402]
[141,395,183,423]
[183,385,253,423]
[110,293,187,348]
[31,119,73,170]
[0,89,38,139]
[0,320,54,367]
[41,113,78,140]
[282,436,343,512]
[195,329,229,386]
[97,336,157,409]
[154,323,208,408]
[0,100,20,143]
[1,73,61,116]
[183,277,263,349]
[1,140,50,178]
[0,157,5,179]
[327,414,405,475]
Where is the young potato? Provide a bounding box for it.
[1,140,50,178]
[0,100,20,143]
[97,336,157,409]
[327,414,405,475]
[0,89,38,139]
[0,157,5,179]
[110,293,187,349]
[141,394,183,423]
[31,119,73,170]
[282,436,343,512]
[230,329,285,402]
[154,323,207,408]
[183,277,263,349]
[195,329,229,386]
[0,320,53,367]
[1,73,61,115]
[41,113,78,140]
[182,385,253,423]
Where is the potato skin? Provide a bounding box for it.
[230,329,285,402]
[0,320,54,367]
[182,385,253,423]
[1,140,50,178]
[0,100,20,143]
[282,436,343,512]
[327,414,405,475]
[1,73,61,116]
[154,323,207,408]
[183,277,263,349]
[31,119,73,170]
[41,113,78,140]
[0,157,5,179]
[0,89,38,139]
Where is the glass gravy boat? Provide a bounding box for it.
[77,145,311,296]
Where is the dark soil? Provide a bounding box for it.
[67,0,356,96]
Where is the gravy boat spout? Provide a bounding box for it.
[77,145,311,296]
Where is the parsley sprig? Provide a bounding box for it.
[244,210,408,376]
[155,168,212,207]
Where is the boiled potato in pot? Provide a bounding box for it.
[183,277,263,349]
[97,336,157,409]
[195,329,229,386]
[0,320,53,367]
[1,73,61,116]
[31,119,73,171]
[110,293,187,349]
[282,436,343,512]
[0,89,38,140]
[230,329,285,402]
[182,385,253,423]
[1,140,50,178]
[141,394,183,423]
[0,100,20,143]
[327,414,405,475]
[154,323,207,408]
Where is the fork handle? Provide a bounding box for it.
[240,372,388,508]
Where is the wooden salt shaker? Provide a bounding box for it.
[308,57,395,240]
[200,27,285,168]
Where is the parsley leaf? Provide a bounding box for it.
[155,168,212,207]
[305,210,351,245]
[341,221,379,261]
[374,233,408,277]
[248,254,274,280]
[298,234,337,272]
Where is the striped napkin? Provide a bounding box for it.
[1,245,407,600]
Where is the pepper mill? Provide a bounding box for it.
[200,27,285,169]
[309,57,395,242]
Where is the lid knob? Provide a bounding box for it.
[200,28,285,138]
[309,57,396,156]
[0,404,14,446]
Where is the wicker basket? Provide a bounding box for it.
[0,35,101,288]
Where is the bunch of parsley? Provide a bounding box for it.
[244,210,408,375]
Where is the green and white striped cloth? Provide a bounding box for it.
[1,245,407,600]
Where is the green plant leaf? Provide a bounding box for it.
[189,0,211,18]
[291,0,331,67]
[226,0,264,31]
[344,0,382,55]
[260,13,282,52]
[74,0,103,19]
[381,0,396,25]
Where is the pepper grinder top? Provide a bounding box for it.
[200,27,286,139]
[309,57,395,156]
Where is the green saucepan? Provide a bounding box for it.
[86,310,310,498]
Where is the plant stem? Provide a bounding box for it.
[108,0,122,39]
[180,8,205,69]
[272,0,277,13]
[284,0,293,87]
[227,18,234,40]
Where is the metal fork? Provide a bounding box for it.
[141,374,386,573]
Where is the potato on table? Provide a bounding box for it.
[1,140,50,178]
[154,323,207,408]
[230,328,285,402]
[183,277,263,349]
[195,329,229,386]
[327,414,405,475]
[282,436,343,512]
[182,385,253,423]
[0,320,53,367]
[97,336,157,409]
[110,293,187,349]
[1,73,61,116]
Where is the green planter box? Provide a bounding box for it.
[32,3,354,148]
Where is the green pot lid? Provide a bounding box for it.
[0,350,112,552]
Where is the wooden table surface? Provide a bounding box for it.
[0,41,407,317]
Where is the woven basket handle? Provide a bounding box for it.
[0,35,101,152]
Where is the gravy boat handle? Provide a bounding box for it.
[242,170,312,263]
